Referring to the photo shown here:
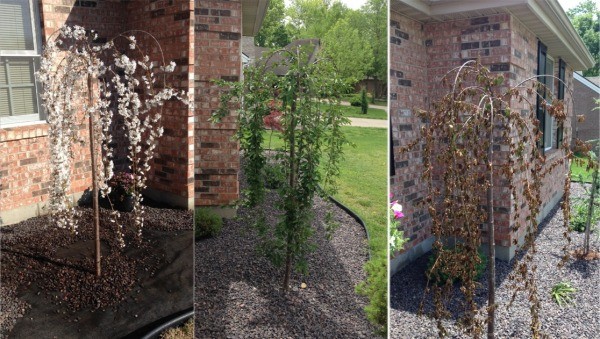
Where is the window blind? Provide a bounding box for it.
[0,0,34,51]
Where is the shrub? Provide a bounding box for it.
[350,94,362,107]
[426,246,487,285]
[356,256,387,336]
[195,208,223,239]
[360,88,369,114]
[264,162,286,189]
[350,91,373,108]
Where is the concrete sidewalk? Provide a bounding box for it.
[348,117,387,128]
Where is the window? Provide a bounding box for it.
[557,59,566,146]
[544,56,554,151]
[0,0,43,127]
[536,41,555,152]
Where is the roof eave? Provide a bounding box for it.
[242,0,269,37]
[525,0,594,71]
[393,0,594,71]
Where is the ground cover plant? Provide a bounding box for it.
[398,60,572,338]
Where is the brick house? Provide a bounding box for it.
[390,0,594,274]
[0,0,267,225]
[571,72,600,143]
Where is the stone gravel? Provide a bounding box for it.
[390,183,600,338]
[195,169,378,338]
[0,204,193,338]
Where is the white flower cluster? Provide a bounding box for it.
[37,25,189,245]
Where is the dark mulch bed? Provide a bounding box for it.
[0,204,193,338]
[390,183,600,338]
[195,169,378,338]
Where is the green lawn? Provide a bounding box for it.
[571,155,594,183]
[340,105,387,120]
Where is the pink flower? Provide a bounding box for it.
[390,201,404,219]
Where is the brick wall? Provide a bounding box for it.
[194,0,241,211]
[390,11,574,267]
[1,0,197,224]
[0,1,127,225]
[124,0,195,208]
[389,11,430,257]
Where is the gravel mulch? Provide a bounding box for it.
[0,204,193,338]
[195,170,378,338]
[390,183,600,338]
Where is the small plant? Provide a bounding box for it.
[106,171,136,212]
[426,246,488,285]
[108,172,135,201]
[360,88,369,115]
[550,281,576,307]
[570,201,599,233]
[160,319,194,339]
[389,200,407,255]
[195,208,223,239]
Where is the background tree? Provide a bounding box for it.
[322,18,374,86]
[360,0,388,98]
[567,0,599,76]
[255,0,290,48]
[285,0,348,40]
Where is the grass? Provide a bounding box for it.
[339,105,387,120]
[571,154,594,183]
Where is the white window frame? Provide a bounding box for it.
[0,0,44,128]
[544,56,554,152]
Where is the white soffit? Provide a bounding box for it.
[242,0,269,37]
[392,0,594,71]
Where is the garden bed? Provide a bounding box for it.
[390,183,599,338]
[0,204,193,338]
[194,170,378,338]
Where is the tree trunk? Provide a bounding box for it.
[88,75,101,277]
[487,112,496,339]
[584,165,598,254]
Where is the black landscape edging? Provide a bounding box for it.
[324,192,372,260]
[123,307,194,339]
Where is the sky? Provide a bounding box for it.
[338,0,367,10]
[557,0,585,11]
